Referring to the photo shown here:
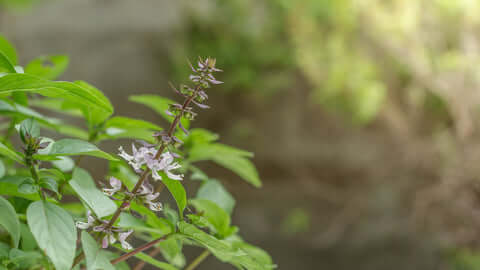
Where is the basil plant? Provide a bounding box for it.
[0,34,274,270]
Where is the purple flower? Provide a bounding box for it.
[118,230,133,250]
[75,211,95,229]
[118,144,157,172]
[145,192,163,211]
[150,152,183,181]
[120,143,183,181]
[103,177,122,196]
[102,233,116,249]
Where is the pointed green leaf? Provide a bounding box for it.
[0,51,16,73]
[19,118,40,142]
[73,81,113,128]
[25,55,69,80]
[190,199,232,238]
[69,168,117,218]
[0,142,24,164]
[0,99,61,126]
[113,244,179,270]
[0,197,20,247]
[178,222,272,270]
[98,116,163,143]
[37,139,118,161]
[81,231,115,270]
[0,74,113,116]
[20,223,37,251]
[0,176,40,200]
[197,179,235,214]
[162,176,187,219]
[189,143,260,187]
[27,201,77,270]
[0,35,17,65]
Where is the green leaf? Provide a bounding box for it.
[105,116,162,131]
[81,231,115,270]
[39,177,59,195]
[129,202,173,235]
[182,128,219,149]
[129,95,189,128]
[0,176,40,200]
[8,248,42,269]
[134,251,180,270]
[18,177,38,194]
[158,238,185,268]
[20,223,37,251]
[113,245,179,270]
[197,179,235,214]
[48,124,89,140]
[0,160,6,178]
[98,116,163,143]
[0,142,24,164]
[25,55,69,80]
[229,239,273,269]
[0,35,17,65]
[189,143,261,187]
[69,168,117,218]
[0,99,61,126]
[0,197,20,247]
[162,176,187,219]
[52,156,75,172]
[0,74,113,116]
[0,242,10,258]
[30,98,83,117]
[38,139,118,161]
[178,222,272,270]
[0,51,16,73]
[189,199,232,238]
[118,212,165,234]
[27,201,77,270]
[73,81,113,128]
[19,118,40,142]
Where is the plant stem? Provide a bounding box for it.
[25,155,45,200]
[185,250,210,270]
[102,87,198,232]
[110,233,173,265]
[72,88,200,269]
[133,248,161,270]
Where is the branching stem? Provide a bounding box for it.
[185,250,211,270]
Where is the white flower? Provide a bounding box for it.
[146,201,163,211]
[118,230,133,250]
[103,177,122,196]
[75,211,95,229]
[150,152,184,181]
[118,144,158,172]
[102,233,116,249]
[145,192,162,211]
[119,144,183,181]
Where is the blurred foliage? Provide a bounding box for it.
[281,208,310,236]
[172,0,480,126]
[0,0,35,10]
[170,0,295,97]
[450,249,480,270]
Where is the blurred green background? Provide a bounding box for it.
[3,0,480,269]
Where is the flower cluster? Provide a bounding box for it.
[167,57,222,136]
[77,58,222,253]
[189,57,223,87]
[76,211,133,250]
[118,142,183,181]
[102,177,162,212]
